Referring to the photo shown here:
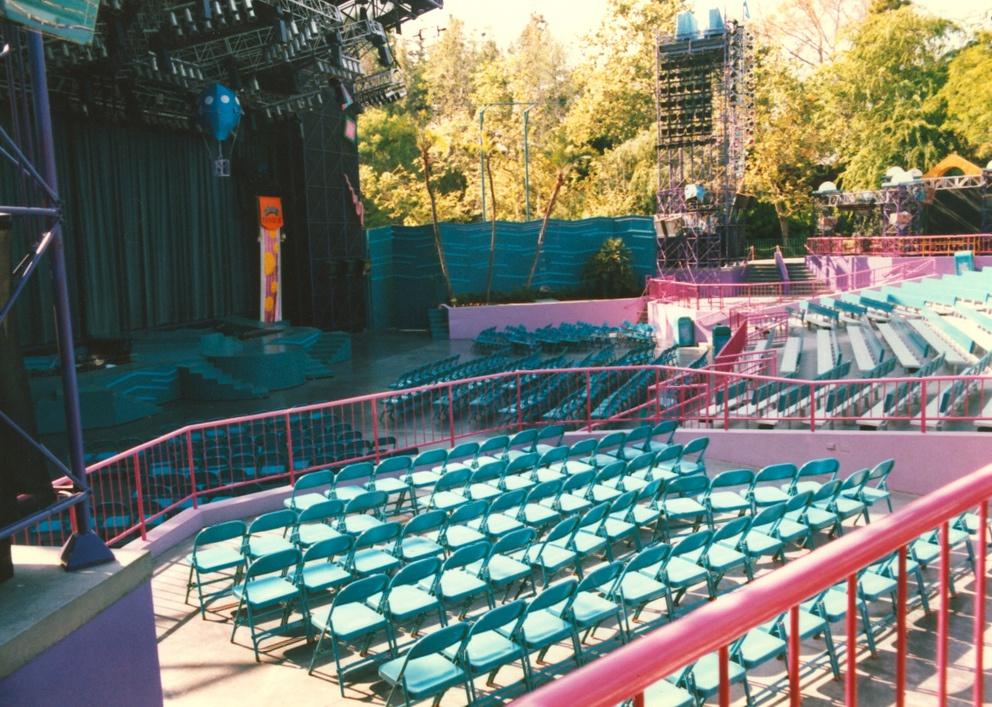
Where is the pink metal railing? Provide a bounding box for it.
[808,233,992,257]
[513,463,992,707]
[18,360,992,550]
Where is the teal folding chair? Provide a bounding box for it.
[587,460,626,502]
[563,438,597,475]
[832,469,872,526]
[293,499,344,547]
[717,504,785,578]
[671,436,708,475]
[283,469,333,512]
[587,432,627,467]
[533,446,569,483]
[437,499,489,551]
[785,457,839,495]
[661,529,714,606]
[786,593,841,679]
[534,425,565,455]
[776,491,815,549]
[185,519,246,618]
[519,516,582,586]
[566,502,611,563]
[675,652,749,706]
[846,458,894,514]
[379,623,474,707]
[330,462,373,502]
[395,510,446,562]
[349,522,403,576]
[645,444,683,483]
[546,469,595,515]
[475,434,511,467]
[368,455,413,503]
[244,509,297,559]
[501,452,539,491]
[608,544,674,633]
[731,626,786,700]
[308,573,397,695]
[645,419,679,453]
[427,542,496,618]
[615,452,655,492]
[748,462,796,510]
[614,425,651,461]
[339,490,389,535]
[443,441,481,473]
[471,490,525,539]
[477,527,536,601]
[400,449,448,509]
[230,548,306,661]
[703,469,753,526]
[427,468,472,512]
[373,557,448,636]
[463,460,505,501]
[446,600,531,699]
[516,480,563,530]
[503,579,582,674]
[600,491,642,555]
[658,475,709,540]
[554,561,628,655]
[506,428,539,461]
[695,515,751,593]
[297,535,354,600]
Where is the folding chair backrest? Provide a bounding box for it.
[490,489,526,515]
[610,490,637,512]
[447,442,480,465]
[405,622,472,661]
[375,456,412,476]
[681,436,709,460]
[478,435,510,457]
[492,527,534,555]
[297,499,345,525]
[568,438,597,458]
[577,561,623,594]
[403,509,447,536]
[654,444,683,467]
[671,529,712,557]
[562,469,595,493]
[595,432,626,454]
[392,556,442,587]
[665,475,708,498]
[303,535,353,564]
[650,419,679,446]
[811,479,841,504]
[355,521,401,549]
[536,425,565,446]
[841,468,870,493]
[751,503,786,530]
[247,548,300,580]
[471,600,526,637]
[194,520,245,551]
[444,541,491,570]
[784,490,813,513]
[755,462,797,485]
[544,515,579,544]
[345,490,388,515]
[527,479,562,503]
[596,460,626,483]
[336,462,373,486]
[623,425,651,450]
[335,573,389,606]
[293,469,333,494]
[413,448,447,469]
[448,499,488,525]
[435,468,471,492]
[625,452,654,478]
[249,509,297,534]
[472,460,505,483]
[537,445,569,467]
[507,452,539,475]
[624,543,671,575]
[637,477,664,502]
[869,458,894,485]
[509,428,538,453]
[527,578,578,614]
[578,502,610,530]
[710,468,753,490]
[797,457,839,480]
[712,515,750,543]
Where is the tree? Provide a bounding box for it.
[757,0,869,68]
[582,238,639,298]
[940,32,992,161]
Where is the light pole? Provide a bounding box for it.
[478,101,537,221]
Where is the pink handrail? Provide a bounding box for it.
[808,233,992,257]
[513,462,992,707]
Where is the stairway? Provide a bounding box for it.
[743,259,826,296]
[742,262,780,283]
[178,363,268,400]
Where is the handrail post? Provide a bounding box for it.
[371,398,381,464]
[585,369,592,431]
[718,644,730,707]
[185,430,198,509]
[284,413,296,484]
[131,454,147,541]
[937,522,950,705]
[654,368,661,423]
[723,378,729,431]
[788,605,800,706]
[809,382,816,432]
[845,573,858,706]
[447,382,456,445]
[920,379,927,433]
[516,372,523,432]
[896,546,907,707]
[974,500,987,707]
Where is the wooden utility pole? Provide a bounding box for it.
[420,142,453,301]
[526,169,565,289]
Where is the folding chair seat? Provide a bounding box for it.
[830,469,871,526]
[675,653,748,704]
[400,448,448,498]
[543,469,595,515]
[396,510,447,562]
[339,491,388,536]
[600,491,642,554]
[463,460,505,501]
[367,456,412,498]
[502,579,582,670]
[308,573,397,695]
[501,452,539,491]
[644,679,694,707]
[608,544,674,632]
[517,480,563,529]
[718,505,785,577]
[533,445,569,483]
[693,516,750,593]
[662,530,714,604]
[587,461,625,502]
[518,517,582,586]
[371,557,447,633]
[805,481,845,539]
[329,462,372,503]
[560,438,597,475]
[703,469,753,525]
[624,477,664,532]
[748,463,796,509]
[349,522,402,576]
[658,475,709,540]
[784,457,839,496]
[469,490,526,538]
[671,436,708,476]
[230,548,306,661]
[437,500,489,551]
[731,626,786,688]
[425,542,495,617]
[427,468,472,512]
[586,432,627,468]
[552,562,627,653]
[283,470,333,512]
[611,452,654,492]
[872,551,932,615]
[776,492,814,548]
[845,458,894,514]
[245,509,297,559]
[474,434,510,467]
[444,601,532,696]
[563,503,611,563]
[293,499,344,547]
[298,535,354,597]
[505,428,539,461]
[475,528,535,599]
[645,419,679,454]
[379,623,473,707]
[185,519,246,618]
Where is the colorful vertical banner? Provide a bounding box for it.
[257,196,284,323]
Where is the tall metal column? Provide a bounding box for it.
[27,31,113,570]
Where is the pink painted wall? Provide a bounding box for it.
[444,297,646,340]
[805,255,992,290]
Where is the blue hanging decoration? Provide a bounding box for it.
[196,82,242,177]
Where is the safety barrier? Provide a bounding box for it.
[807,233,992,257]
[513,461,991,706]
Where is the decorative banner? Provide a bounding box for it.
[257,196,284,323]
[344,173,365,228]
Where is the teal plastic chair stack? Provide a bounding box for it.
[308,573,397,695]
[185,519,246,618]
[230,548,306,661]
[378,622,474,707]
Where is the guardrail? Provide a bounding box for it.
[14,356,992,551]
[808,234,992,257]
[513,462,991,707]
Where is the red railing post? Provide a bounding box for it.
[654,368,661,423]
[789,605,800,706]
[185,430,198,509]
[718,644,730,707]
[937,521,950,705]
[371,398,381,464]
[896,546,907,707]
[131,454,147,541]
[283,413,296,484]
[974,500,988,707]
[809,382,816,432]
[921,379,927,433]
[632,693,645,707]
[585,369,592,431]
[846,573,858,706]
[723,378,730,431]
[447,382,456,445]
[516,372,523,432]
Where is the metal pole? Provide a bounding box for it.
[27,31,113,570]
[523,109,531,221]
[479,109,486,221]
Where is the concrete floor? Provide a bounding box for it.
[152,460,992,707]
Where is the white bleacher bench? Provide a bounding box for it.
[848,324,876,373]
[877,322,921,370]
[815,329,837,376]
[780,336,802,376]
[976,395,992,431]
[907,318,976,367]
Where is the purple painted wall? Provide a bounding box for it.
[0,582,162,707]
[445,297,646,340]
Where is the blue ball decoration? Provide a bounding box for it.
[197,83,242,142]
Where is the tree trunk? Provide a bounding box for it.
[485,155,497,304]
[775,204,790,244]
[419,142,453,301]
[525,170,565,290]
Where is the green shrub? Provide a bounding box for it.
[581,238,639,298]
